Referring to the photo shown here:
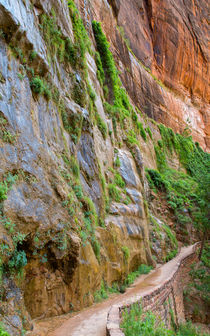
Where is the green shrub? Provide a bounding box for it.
[162,222,178,247]
[123,264,153,287]
[29,50,37,61]
[201,243,210,268]
[146,169,167,191]
[60,101,83,143]
[92,21,133,125]
[73,184,83,200]
[114,156,121,167]
[0,181,8,201]
[114,172,125,188]
[121,304,174,336]
[146,164,203,239]
[70,156,80,178]
[68,0,91,68]
[30,77,51,100]
[126,130,139,146]
[17,72,24,81]
[137,122,147,141]
[96,113,107,139]
[1,130,16,144]
[95,51,105,85]
[94,280,108,302]
[0,216,15,234]
[93,264,153,303]
[188,244,210,305]
[91,236,101,262]
[108,184,121,202]
[0,324,10,336]
[30,76,44,94]
[40,13,66,62]
[72,79,87,107]
[103,85,109,99]
[88,85,96,102]
[121,246,130,261]
[177,321,209,336]
[145,126,153,139]
[158,124,175,153]
[8,250,27,272]
[164,249,178,262]
[64,37,76,66]
[121,304,208,336]
[154,144,167,171]
[137,264,153,274]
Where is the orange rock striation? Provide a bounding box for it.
[78,0,210,150]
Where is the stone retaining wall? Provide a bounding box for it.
[106,243,200,336]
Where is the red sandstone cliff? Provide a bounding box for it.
[77,0,210,150]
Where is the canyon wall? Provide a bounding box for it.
[77,0,210,150]
[0,0,209,335]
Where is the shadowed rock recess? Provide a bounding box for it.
[0,0,209,335]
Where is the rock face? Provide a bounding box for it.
[0,0,208,335]
[79,0,209,150]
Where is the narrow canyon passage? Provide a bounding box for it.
[31,245,196,336]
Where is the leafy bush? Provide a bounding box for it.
[94,280,108,302]
[96,113,107,139]
[138,264,153,274]
[95,51,105,85]
[126,130,139,146]
[72,79,87,107]
[30,76,45,94]
[92,21,133,125]
[177,322,209,336]
[146,164,206,243]
[0,181,8,201]
[65,37,76,66]
[201,243,210,268]
[69,1,91,49]
[121,304,174,336]
[0,213,27,277]
[146,169,167,191]
[108,184,121,202]
[114,156,121,167]
[137,122,147,141]
[154,143,167,171]
[60,102,83,144]
[114,172,125,188]
[155,124,210,243]
[91,236,101,262]
[123,264,153,287]
[8,250,27,272]
[145,126,153,139]
[121,246,130,261]
[164,249,178,262]
[1,130,16,144]
[29,50,37,61]
[93,263,153,303]
[73,184,83,200]
[187,243,210,305]
[121,304,208,336]
[158,124,176,153]
[30,77,51,100]
[0,324,10,336]
[40,13,65,62]
[70,156,80,178]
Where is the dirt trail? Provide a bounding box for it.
[30,245,196,336]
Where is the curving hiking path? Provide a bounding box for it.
[30,245,196,336]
